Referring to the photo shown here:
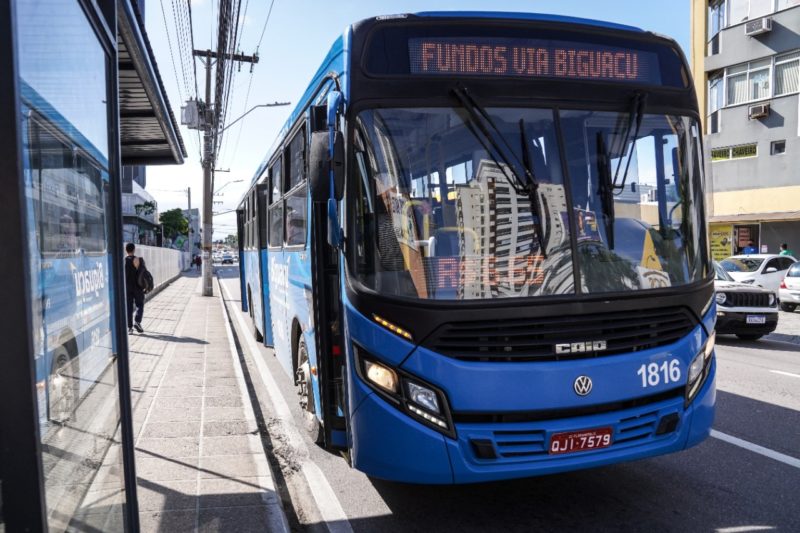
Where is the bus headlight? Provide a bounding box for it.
[364,359,398,394]
[355,345,454,437]
[406,381,440,414]
[686,331,715,405]
[687,352,704,385]
[715,292,727,306]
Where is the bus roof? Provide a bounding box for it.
[413,11,644,33]
[243,11,652,199]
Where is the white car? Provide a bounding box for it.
[778,262,800,312]
[719,254,797,293]
[714,262,779,341]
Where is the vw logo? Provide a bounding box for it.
[573,375,593,396]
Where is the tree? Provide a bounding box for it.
[225,234,238,248]
[159,208,189,240]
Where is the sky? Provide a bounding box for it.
[144,0,691,240]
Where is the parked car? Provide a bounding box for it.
[719,254,797,293]
[778,262,800,312]
[714,262,779,341]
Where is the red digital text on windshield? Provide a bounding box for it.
[410,39,655,82]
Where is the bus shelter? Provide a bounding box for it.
[0,0,185,530]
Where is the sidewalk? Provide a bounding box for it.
[126,272,289,532]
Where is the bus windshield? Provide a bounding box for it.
[349,106,707,300]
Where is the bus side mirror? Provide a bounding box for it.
[332,131,344,200]
[308,131,329,201]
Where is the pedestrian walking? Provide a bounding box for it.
[195,254,202,270]
[742,240,757,254]
[125,243,145,333]
[780,243,795,257]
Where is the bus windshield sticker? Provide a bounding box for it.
[409,37,661,84]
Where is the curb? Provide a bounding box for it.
[215,276,292,533]
[765,332,800,345]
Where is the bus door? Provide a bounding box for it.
[256,184,273,346]
[237,208,247,313]
[309,127,347,449]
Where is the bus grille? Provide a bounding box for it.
[487,408,663,459]
[725,292,771,308]
[424,307,696,362]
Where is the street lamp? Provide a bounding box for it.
[213,179,243,196]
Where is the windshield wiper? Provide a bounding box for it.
[596,132,616,250]
[613,91,647,192]
[451,85,547,257]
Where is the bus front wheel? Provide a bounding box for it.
[48,345,76,424]
[296,338,323,444]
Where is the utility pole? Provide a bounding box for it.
[193,49,258,296]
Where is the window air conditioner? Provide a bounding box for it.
[745,17,772,36]
[748,103,770,119]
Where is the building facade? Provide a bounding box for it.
[691,0,800,259]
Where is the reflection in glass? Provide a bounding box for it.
[560,110,708,293]
[350,107,574,300]
[16,1,125,530]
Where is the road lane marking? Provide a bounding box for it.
[715,527,775,532]
[711,430,800,470]
[219,278,354,533]
[769,370,800,379]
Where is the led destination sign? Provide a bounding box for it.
[409,37,661,84]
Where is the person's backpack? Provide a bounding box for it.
[136,258,155,293]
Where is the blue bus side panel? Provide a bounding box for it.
[268,249,292,378]
[259,248,273,346]
[244,250,263,338]
[239,250,248,313]
[285,235,322,417]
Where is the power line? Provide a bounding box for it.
[158,0,186,105]
[255,0,276,52]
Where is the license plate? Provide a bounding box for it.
[746,315,766,324]
[549,427,613,455]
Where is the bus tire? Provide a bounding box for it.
[48,344,77,424]
[296,338,323,444]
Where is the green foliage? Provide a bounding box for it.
[134,200,157,216]
[224,234,238,248]
[159,208,189,240]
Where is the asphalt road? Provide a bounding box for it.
[217,266,800,533]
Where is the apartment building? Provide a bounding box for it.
[690,0,800,259]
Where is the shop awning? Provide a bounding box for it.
[709,211,800,224]
[117,1,186,166]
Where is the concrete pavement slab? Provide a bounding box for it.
[121,273,289,532]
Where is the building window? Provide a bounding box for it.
[708,1,725,55]
[776,0,800,12]
[771,140,786,154]
[723,51,800,106]
[708,73,724,133]
[775,51,800,96]
[711,143,758,161]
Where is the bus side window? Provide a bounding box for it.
[285,126,307,247]
[258,187,269,249]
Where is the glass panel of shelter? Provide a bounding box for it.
[15,0,127,529]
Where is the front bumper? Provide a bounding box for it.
[349,358,716,484]
[716,309,778,335]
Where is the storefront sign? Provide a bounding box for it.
[710,224,733,261]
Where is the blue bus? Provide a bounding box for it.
[239,12,716,484]
[20,83,117,432]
